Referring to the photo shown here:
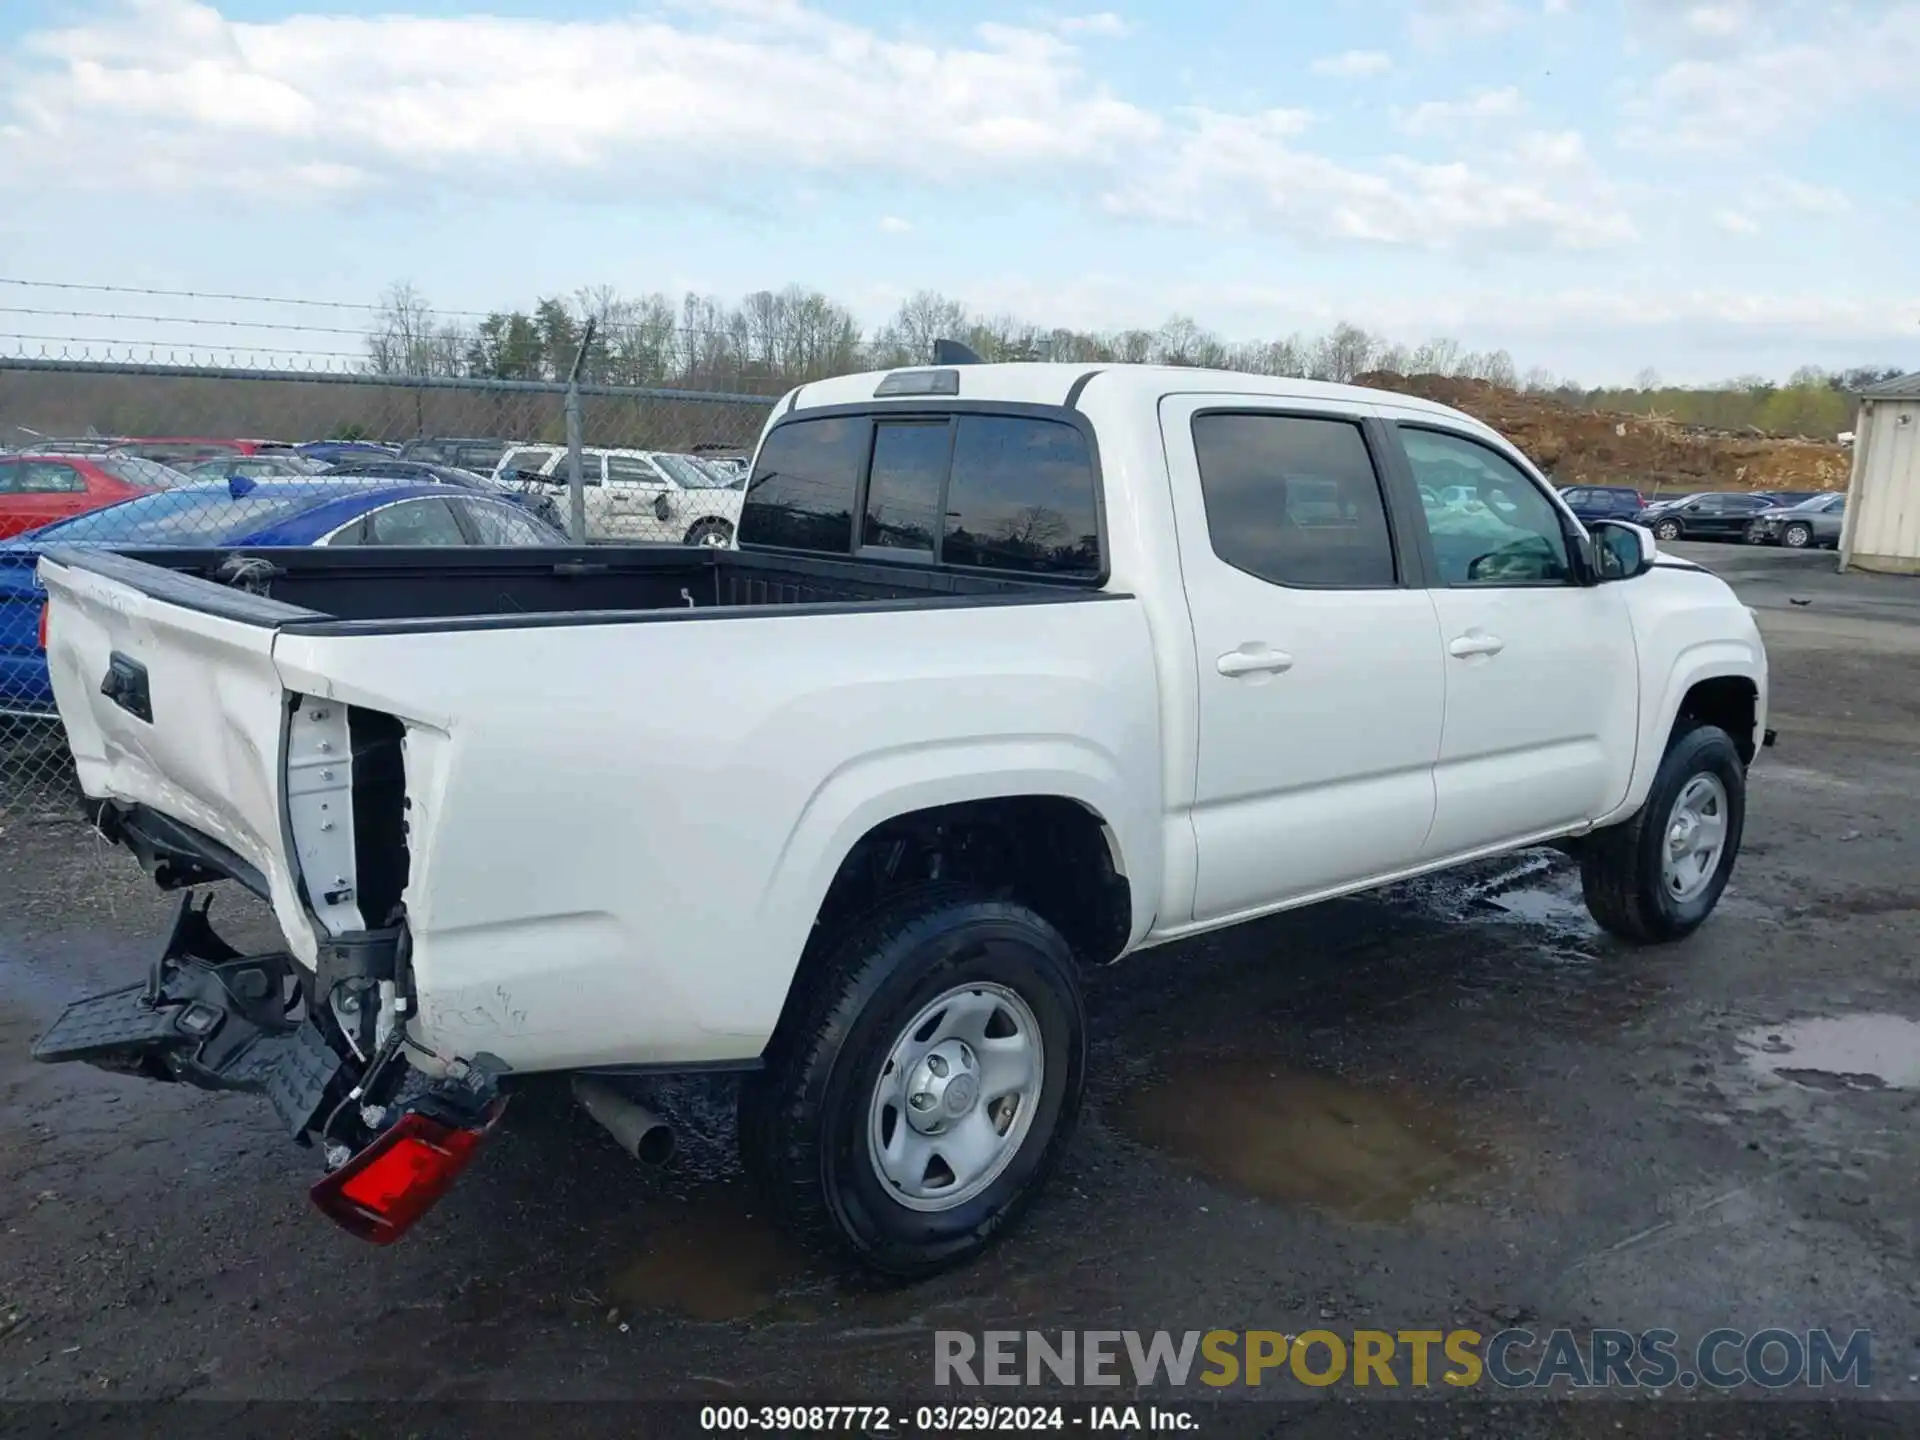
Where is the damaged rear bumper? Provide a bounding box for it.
[33,891,343,1135]
[32,890,505,1243]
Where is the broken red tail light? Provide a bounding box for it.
[309,1103,504,1244]
[37,602,49,651]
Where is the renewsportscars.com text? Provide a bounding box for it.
[934,1328,1873,1391]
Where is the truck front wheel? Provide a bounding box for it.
[1580,723,1746,943]
[739,885,1086,1278]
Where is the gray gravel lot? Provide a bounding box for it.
[1,541,1915,1429]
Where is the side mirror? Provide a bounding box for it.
[654,493,671,522]
[1589,520,1656,581]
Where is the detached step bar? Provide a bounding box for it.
[34,890,510,1244]
[33,892,341,1136]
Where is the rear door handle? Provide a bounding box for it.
[1448,633,1506,658]
[1217,647,1294,677]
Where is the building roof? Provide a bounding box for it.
[1860,372,1920,398]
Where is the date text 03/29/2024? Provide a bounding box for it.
[699,1407,1187,1433]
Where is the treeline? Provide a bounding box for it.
[364,283,1903,440]
[1590,366,1900,441]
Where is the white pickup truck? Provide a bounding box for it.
[31,362,1770,1274]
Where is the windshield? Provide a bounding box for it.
[18,488,323,545]
[95,456,196,489]
[651,452,731,489]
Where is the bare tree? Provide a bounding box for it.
[875,291,971,366]
[1311,322,1378,382]
[365,282,465,377]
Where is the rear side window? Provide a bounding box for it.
[863,420,948,553]
[1190,413,1396,587]
[742,411,1102,576]
[366,497,467,546]
[742,416,867,554]
[498,448,557,480]
[942,416,1100,576]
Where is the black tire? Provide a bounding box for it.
[1652,518,1683,542]
[686,519,733,548]
[1781,522,1812,549]
[738,884,1086,1278]
[1580,723,1746,944]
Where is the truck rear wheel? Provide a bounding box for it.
[1580,723,1746,944]
[738,884,1086,1278]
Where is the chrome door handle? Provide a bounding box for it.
[1217,648,1294,677]
[1448,633,1505,658]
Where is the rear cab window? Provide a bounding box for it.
[740,409,1103,580]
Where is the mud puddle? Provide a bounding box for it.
[607,1187,819,1322]
[1741,1013,1920,1091]
[1115,1058,1489,1221]
[604,1184,1111,1330]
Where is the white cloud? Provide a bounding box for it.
[1510,129,1589,171]
[0,0,1631,255]
[879,215,914,233]
[1407,0,1523,46]
[1310,49,1392,78]
[1622,2,1920,151]
[1050,12,1133,37]
[1393,87,1527,136]
[1714,209,1760,234]
[1760,175,1852,216]
[3,0,1166,194]
[1102,110,1635,251]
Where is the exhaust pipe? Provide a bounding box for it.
[572,1077,675,1166]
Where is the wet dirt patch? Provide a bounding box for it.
[1480,879,1603,941]
[1114,1059,1489,1222]
[1741,1013,1920,1091]
[607,1187,818,1322]
[1795,886,1920,922]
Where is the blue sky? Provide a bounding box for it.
[0,0,1914,383]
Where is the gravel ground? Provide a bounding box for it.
[1,542,1915,1433]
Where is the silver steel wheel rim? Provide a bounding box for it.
[1784,525,1809,548]
[1663,772,1729,904]
[1656,521,1680,539]
[699,527,729,547]
[867,981,1044,1213]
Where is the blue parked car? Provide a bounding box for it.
[1,478,565,719]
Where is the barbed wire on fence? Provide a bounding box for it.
[0,352,778,822]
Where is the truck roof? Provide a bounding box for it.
[783,361,1491,431]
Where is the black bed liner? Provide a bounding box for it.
[42,544,1128,637]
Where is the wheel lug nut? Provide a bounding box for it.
[910,1091,935,1110]
[928,1055,948,1077]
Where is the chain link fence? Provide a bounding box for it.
[1,355,777,821]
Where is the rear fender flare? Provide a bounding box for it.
[748,739,1155,1027]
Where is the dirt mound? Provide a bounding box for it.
[1357,372,1852,498]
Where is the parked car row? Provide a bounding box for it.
[2,432,748,543]
[1554,483,1846,550]
[0,476,571,720]
[493,444,747,546]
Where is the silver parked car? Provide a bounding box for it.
[1745,492,1846,549]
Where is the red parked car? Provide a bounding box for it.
[0,452,189,540]
[114,437,290,466]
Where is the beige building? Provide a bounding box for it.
[1839,372,1920,575]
